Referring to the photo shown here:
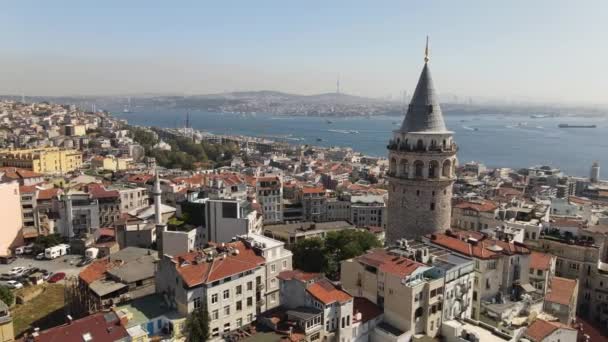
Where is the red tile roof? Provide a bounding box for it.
[31,311,129,342]
[301,186,325,194]
[356,248,425,277]
[550,219,585,229]
[454,199,498,212]
[353,297,383,324]
[568,196,591,205]
[173,241,265,288]
[277,269,322,282]
[306,279,352,305]
[79,253,135,285]
[530,252,553,271]
[37,187,62,200]
[525,319,575,342]
[496,187,523,197]
[19,185,38,194]
[98,227,116,238]
[1,167,43,180]
[126,173,153,184]
[428,234,498,260]
[87,183,119,199]
[545,277,577,306]
[172,174,206,187]
[428,232,530,260]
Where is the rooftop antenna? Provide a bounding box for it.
[424,36,430,63]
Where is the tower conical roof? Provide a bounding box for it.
[399,62,448,133]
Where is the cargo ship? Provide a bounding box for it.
[558,124,597,128]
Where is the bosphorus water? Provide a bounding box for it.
[114,109,608,177]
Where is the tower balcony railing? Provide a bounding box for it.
[387,140,457,153]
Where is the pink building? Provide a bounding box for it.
[0,182,24,256]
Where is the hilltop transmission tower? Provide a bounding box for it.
[336,74,341,95]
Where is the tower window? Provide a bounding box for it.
[416,190,421,196]
[430,203,435,211]
[428,105,433,114]
[432,191,435,196]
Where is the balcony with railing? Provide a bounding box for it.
[387,139,458,154]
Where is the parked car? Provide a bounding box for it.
[35,253,45,260]
[24,267,39,276]
[48,272,65,283]
[77,258,93,267]
[0,274,11,280]
[24,243,35,255]
[5,280,23,289]
[14,246,25,255]
[43,272,53,281]
[8,267,25,276]
[0,256,16,265]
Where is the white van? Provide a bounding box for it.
[44,244,70,259]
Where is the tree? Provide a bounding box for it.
[185,306,210,342]
[292,230,381,279]
[0,286,14,306]
[292,237,327,273]
[33,234,63,254]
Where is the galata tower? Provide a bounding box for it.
[386,39,457,243]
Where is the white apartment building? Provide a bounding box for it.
[156,241,268,341]
[237,233,292,310]
[275,270,381,342]
[155,234,293,340]
[423,231,533,322]
[341,240,475,340]
[117,186,149,213]
[350,195,386,229]
[256,176,283,224]
[201,198,262,243]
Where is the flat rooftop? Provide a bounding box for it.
[442,320,510,341]
[263,221,354,235]
[116,294,183,328]
[241,233,284,249]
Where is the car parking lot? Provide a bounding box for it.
[0,254,87,284]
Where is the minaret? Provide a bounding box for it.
[590,161,600,183]
[386,37,457,243]
[153,169,167,257]
[153,169,163,225]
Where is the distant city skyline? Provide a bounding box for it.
[1,1,608,106]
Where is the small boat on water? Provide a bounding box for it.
[558,124,596,128]
[316,138,323,142]
[326,120,333,124]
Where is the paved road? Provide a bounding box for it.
[0,254,87,280]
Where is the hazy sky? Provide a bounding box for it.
[1,1,607,105]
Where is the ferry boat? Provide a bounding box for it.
[558,124,596,128]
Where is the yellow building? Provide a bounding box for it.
[91,155,132,171]
[64,124,87,136]
[0,300,14,342]
[0,147,82,174]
